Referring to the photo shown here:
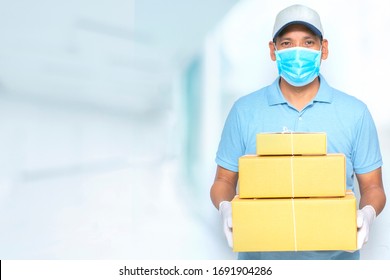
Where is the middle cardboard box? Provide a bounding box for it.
[238,154,346,198]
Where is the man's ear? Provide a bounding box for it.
[269,41,276,61]
[321,39,329,60]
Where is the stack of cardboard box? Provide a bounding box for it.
[232,132,357,252]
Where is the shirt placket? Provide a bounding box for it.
[293,103,313,131]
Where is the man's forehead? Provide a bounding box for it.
[276,24,320,40]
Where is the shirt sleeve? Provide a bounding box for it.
[352,106,383,174]
[215,102,245,172]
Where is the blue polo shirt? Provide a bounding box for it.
[216,75,382,191]
[215,75,383,260]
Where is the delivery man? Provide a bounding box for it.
[210,4,386,260]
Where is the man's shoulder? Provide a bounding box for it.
[331,87,367,110]
[320,75,367,110]
[234,85,271,107]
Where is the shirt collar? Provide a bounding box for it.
[267,74,333,106]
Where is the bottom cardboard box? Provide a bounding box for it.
[232,193,357,252]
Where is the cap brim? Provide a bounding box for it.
[273,21,323,40]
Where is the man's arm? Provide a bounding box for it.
[210,165,238,209]
[356,167,386,214]
[355,167,386,249]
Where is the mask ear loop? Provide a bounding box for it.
[273,43,282,55]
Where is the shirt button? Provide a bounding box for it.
[298,117,302,121]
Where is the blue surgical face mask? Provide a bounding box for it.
[274,47,322,87]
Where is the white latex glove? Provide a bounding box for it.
[219,201,233,248]
[357,205,376,250]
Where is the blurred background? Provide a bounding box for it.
[0,0,388,259]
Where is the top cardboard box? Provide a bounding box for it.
[256,132,327,155]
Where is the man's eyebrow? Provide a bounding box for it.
[303,35,317,39]
[277,35,318,41]
[276,36,292,42]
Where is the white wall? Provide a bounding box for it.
[0,0,239,260]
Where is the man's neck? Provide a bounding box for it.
[279,77,320,111]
